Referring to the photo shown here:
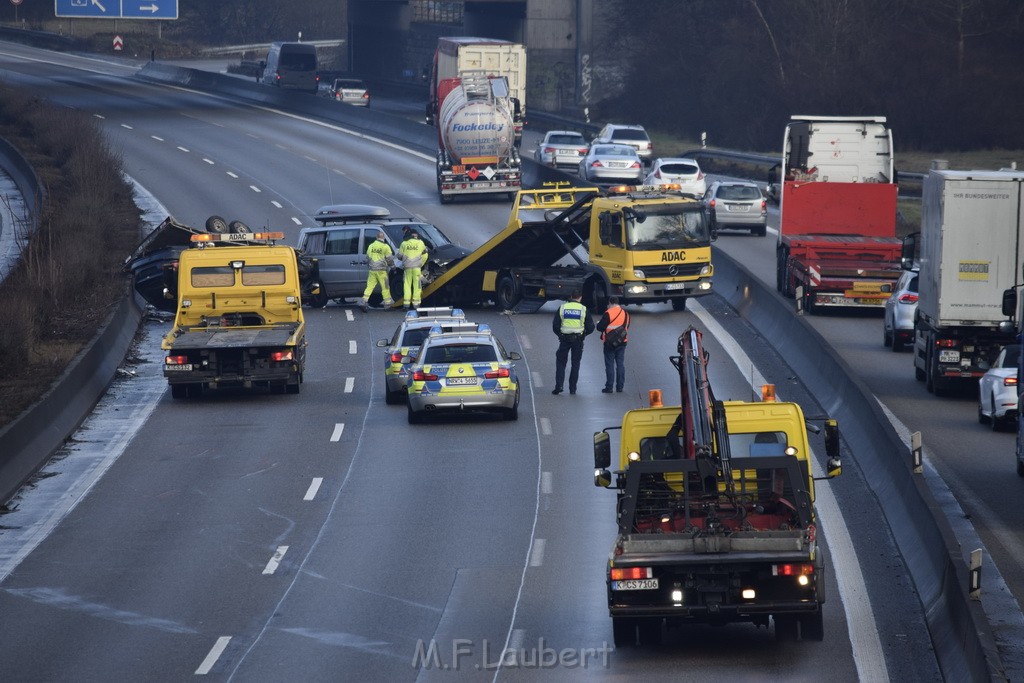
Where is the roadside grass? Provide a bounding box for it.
[0,85,140,428]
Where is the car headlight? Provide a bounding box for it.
[700,264,712,276]
[633,269,645,279]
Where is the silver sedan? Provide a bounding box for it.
[578,144,644,184]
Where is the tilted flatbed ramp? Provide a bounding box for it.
[420,187,600,307]
[167,324,302,350]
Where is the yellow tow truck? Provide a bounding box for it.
[158,228,309,398]
[593,327,842,646]
[421,183,714,313]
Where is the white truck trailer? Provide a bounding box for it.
[908,161,1024,395]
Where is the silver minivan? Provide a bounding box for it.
[260,42,319,93]
[296,205,469,308]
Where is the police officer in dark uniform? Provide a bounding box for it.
[551,289,595,395]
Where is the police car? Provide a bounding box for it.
[405,323,522,424]
[375,307,469,404]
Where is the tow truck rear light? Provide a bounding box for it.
[165,355,189,366]
[761,384,776,402]
[899,293,919,304]
[937,338,957,348]
[413,370,438,381]
[610,567,652,581]
[484,367,510,379]
[270,350,293,362]
[773,563,814,577]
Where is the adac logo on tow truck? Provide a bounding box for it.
[661,251,689,262]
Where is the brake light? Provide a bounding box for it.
[708,199,717,209]
[578,148,588,154]
[697,171,704,179]
[773,563,814,576]
[937,338,957,348]
[165,355,189,365]
[898,293,919,304]
[362,92,369,99]
[1004,376,1018,387]
[484,367,510,379]
[610,567,653,580]
[270,350,293,362]
[591,160,603,167]
[654,170,662,179]
[629,161,640,169]
[390,351,403,363]
[544,146,555,154]
[413,370,438,381]
[760,199,767,211]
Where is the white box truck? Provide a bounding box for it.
[907,161,1024,395]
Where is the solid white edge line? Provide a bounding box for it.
[261,546,289,575]
[330,423,344,442]
[491,319,543,683]
[689,298,889,681]
[303,477,323,501]
[195,636,231,675]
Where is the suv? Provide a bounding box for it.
[296,205,469,308]
[405,323,522,423]
[592,124,653,164]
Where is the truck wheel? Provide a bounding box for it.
[170,384,188,399]
[496,274,520,310]
[636,618,662,646]
[407,403,423,424]
[587,281,609,314]
[671,297,688,311]
[205,215,229,234]
[611,617,637,648]
[228,220,250,234]
[800,612,825,641]
[774,615,798,642]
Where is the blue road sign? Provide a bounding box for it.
[55,0,178,20]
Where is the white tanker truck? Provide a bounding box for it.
[433,73,522,204]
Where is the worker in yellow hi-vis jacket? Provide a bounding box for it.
[397,230,428,309]
[358,230,394,312]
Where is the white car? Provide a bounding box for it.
[978,344,1020,431]
[534,130,589,169]
[644,158,706,196]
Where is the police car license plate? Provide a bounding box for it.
[166,365,193,371]
[446,377,478,386]
[612,579,659,591]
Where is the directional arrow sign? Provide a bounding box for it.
[55,0,178,19]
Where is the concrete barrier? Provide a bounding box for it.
[712,250,1003,681]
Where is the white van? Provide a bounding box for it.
[260,42,319,93]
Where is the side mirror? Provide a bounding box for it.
[594,431,611,470]
[901,232,919,270]
[508,351,522,361]
[594,468,612,488]
[376,339,389,347]
[1002,288,1017,318]
[824,419,841,478]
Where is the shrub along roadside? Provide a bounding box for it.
[0,85,141,427]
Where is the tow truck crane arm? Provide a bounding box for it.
[671,326,734,492]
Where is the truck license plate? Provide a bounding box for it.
[939,350,961,364]
[664,283,688,291]
[446,376,478,386]
[165,365,193,371]
[612,579,659,591]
